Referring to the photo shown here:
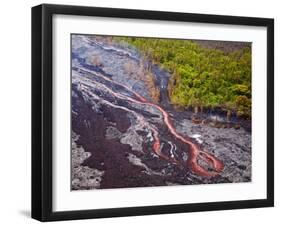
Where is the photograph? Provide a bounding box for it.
[71,34,252,190]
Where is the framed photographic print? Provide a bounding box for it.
[32,4,274,221]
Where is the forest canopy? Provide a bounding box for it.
[115,37,252,118]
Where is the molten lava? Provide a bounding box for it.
[76,66,224,177]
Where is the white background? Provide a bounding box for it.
[0,0,279,225]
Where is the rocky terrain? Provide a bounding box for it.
[71,34,251,190]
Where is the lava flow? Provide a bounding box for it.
[75,66,224,177]
[130,82,224,177]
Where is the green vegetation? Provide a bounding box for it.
[115,37,251,118]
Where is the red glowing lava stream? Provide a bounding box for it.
[135,92,224,177]
[76,67,224,177]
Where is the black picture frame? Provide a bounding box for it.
[32,3,274,222]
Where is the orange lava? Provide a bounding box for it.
[79,67,224,177]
